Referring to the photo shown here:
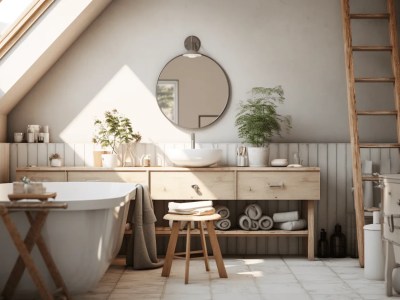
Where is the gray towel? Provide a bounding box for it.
[215,219,231,230]
[126,184,163,270]
[258,215,274,230]
[250,219,260,231]
[238,214,251,230]
[214,205,230,219]
[274,219,307,231]
[272,211,299,223]
[245,203,263,220]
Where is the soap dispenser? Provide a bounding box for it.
[317,228,329,258]
[330,224,346,258]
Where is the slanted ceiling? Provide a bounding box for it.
[0,0,112,141]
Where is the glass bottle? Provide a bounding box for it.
[317,228,329,258]
[330,224,346,258]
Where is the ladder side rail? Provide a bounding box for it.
[341,0,365,267]
[387,0,400,142]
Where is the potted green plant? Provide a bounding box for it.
[49,153,62,167]
[235,86,291,166]
[93,109,141,167]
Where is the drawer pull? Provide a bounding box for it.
[191,184,202,195]
[268,182,284,188]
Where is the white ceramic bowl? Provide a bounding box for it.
[270,158,288,167]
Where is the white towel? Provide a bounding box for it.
[168,201,213,212]
[274,219,307,231]
[168,207,215,216]
[272,211,299,223]
[238,214,251,230]
[215,219,231,230]
[214,205,230,219]
[250,219,260,231]
[258,215,274,230]
[245,203,263,220]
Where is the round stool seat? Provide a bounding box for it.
[163,213,221,222]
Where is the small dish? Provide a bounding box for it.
[270,158,288,167]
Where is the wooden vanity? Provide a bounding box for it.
[16,166,320,259]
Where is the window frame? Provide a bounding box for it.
[0,0,54,59]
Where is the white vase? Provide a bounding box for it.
[101,154,119,168]
[247,146,269,167]
[50,159,62,167]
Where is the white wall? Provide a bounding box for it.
[6,0,398,144]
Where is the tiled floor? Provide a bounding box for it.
[75,256,394,300]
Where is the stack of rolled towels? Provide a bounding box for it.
[272,211,307,230]
[214,205,231,230]
[238,204,274,231]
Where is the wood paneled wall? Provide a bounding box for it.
[9,143,400,257]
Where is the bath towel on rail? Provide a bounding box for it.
[126,184,163,270]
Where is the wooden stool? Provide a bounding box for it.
[161,213,228,284]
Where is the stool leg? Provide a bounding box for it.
[199,221,210,271]
[205,220,227,278]
[162,221,180,277]
[185,221,191,284]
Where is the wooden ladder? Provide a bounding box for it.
[341,0,400,267]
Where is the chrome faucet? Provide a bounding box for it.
[191,133,195,149]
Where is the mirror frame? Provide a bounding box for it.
[156,53,231,129]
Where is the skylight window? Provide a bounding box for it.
[0,0,53,59]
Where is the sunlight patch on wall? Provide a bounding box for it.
[59,65,172,144]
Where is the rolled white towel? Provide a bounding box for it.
[168,200,213,212]
[215,219,231,230]
[244,203,263,220]
[214,205,230,219]
[274,219,307,231]
[258,215,274,230]
[238,214,251,230]
[272,211,299,223]
[250,219,260,231]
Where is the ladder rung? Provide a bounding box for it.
[359,143,400,148]
[364,207,381,212]
[350,13,389,19]
[357,110,397,116]
[352,46,392,51]
[362,175,380,181]
[355,77,395,82]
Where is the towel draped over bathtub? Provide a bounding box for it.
[126,184,163,270]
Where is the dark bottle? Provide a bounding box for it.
[330,224,346,258]
[317,229,329,258]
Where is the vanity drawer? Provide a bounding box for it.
[237,171,320,200]
[16,171,66,182]
[67,171,147,184]
[150,171,235,200]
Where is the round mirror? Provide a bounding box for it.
[156,54,230,129]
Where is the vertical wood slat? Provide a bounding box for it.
[0,144,10,183]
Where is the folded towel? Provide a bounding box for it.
[214,205,230,219]
[274,219,307,231]
[258,215,274,230]
[238,214,251,230]
[245,203,263,220]
[168,200,213,212]
[215,219,231,230]
[272,211,299,223]
[250,219,260,231]
[169,207,215,216]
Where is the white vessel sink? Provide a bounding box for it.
[166,148,222,167]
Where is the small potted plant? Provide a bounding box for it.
[235,86,291,166]
[93,109,141,167]
[49,153,62,167]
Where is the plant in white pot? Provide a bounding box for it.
[93,109,141,167]
[235,86,291,167]
[49,153,62,167]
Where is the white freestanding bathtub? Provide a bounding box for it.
[0,182,136,298]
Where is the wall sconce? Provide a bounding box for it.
[183,35,202,58]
